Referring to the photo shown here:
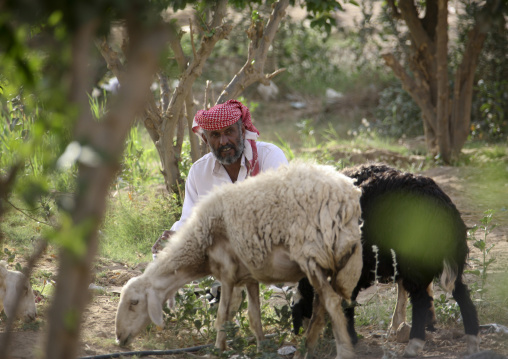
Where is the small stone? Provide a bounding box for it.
[396,322,411,343]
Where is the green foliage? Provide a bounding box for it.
[375,81,423,138]
[454,0,508,142]
[119,126,153,191]
[466,210,497,304]
[165,276,219,341]
[272,21,341,95]
[433,293,461,324]
[471,79,508,141]
[100,189,180,263]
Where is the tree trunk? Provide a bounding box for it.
[436,0,450,162]
[382,0,496,163]
[450,27,487,156]
[43,18,167,359]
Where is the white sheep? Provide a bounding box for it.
[115,161,363,359]
[0,260,37,322]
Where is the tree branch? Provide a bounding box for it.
[217,0,289,104]
[44,16,168,359]
[398,0,435,54]
[166,23,233,128]
[436,0,450,162]
[386,0,402,19]
[96,38,125,83]
[382,52,436,131]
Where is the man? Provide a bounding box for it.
[152,99,288,255]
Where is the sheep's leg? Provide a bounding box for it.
[343,286,360,345]
[244,282,264,349]
[425,282,437,331]
[390,279,408,334]
[214,282,233,352]
[292,278,314,335]
[404,287,431,357]
[229,286,244,318]
[294,292,326,359]
[309,273,354,359]
[452,279,479,354]
[391,281,436,335]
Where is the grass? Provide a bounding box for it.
[100,186,180,263]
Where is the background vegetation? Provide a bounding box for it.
[1,0,507,358]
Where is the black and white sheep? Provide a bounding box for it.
[292,163,479,357]
[0,260,37,322]
[115,161,363,359]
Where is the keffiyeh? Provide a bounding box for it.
[193,99,260,176]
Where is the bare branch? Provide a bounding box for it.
[168,23,187,72]
[185,93,201,161]
[211,0,228,28]
[266,68,286,80]
[451,26,487,151]
[398,0,435,54]
[382,52,436,132]
[96,38,125,82]
[436,0,450,162]
[387,0,402,19]
[189,19,197,59]
[166,23,233,127]
[158,72,171,112]
[217,0,290,104]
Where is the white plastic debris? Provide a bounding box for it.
[278,346,297,356]
[257,81,279,101]
[325,88,344,104]
[480,323,508,334]
[88,284,105,291]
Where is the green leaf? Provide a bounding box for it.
[464,269,481,276]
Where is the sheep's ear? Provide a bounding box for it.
[147,288,164,328]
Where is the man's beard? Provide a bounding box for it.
[212,137,245,165]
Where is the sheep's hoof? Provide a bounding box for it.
[465,334,480,354]
[403,338,425,357]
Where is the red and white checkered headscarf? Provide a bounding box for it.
[193,99,260,176]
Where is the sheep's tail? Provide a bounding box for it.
[440,260,457,293]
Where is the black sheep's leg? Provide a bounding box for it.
[403,287,432,357]
[425,282,437,331]
[344,286,361,345]
[292,278,314,335]
[452,279,480,354]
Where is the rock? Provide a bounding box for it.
[396,322,411,343]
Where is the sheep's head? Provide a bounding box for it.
[1,270,37,322]
[115,276,165,346]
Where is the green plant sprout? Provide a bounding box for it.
[466,209,497,303]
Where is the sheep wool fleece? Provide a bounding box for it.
[156,161,363,292]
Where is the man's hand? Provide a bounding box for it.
[151,230,175,254]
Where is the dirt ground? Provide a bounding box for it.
[2,137,508,359]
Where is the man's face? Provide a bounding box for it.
[204,121,245,165]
